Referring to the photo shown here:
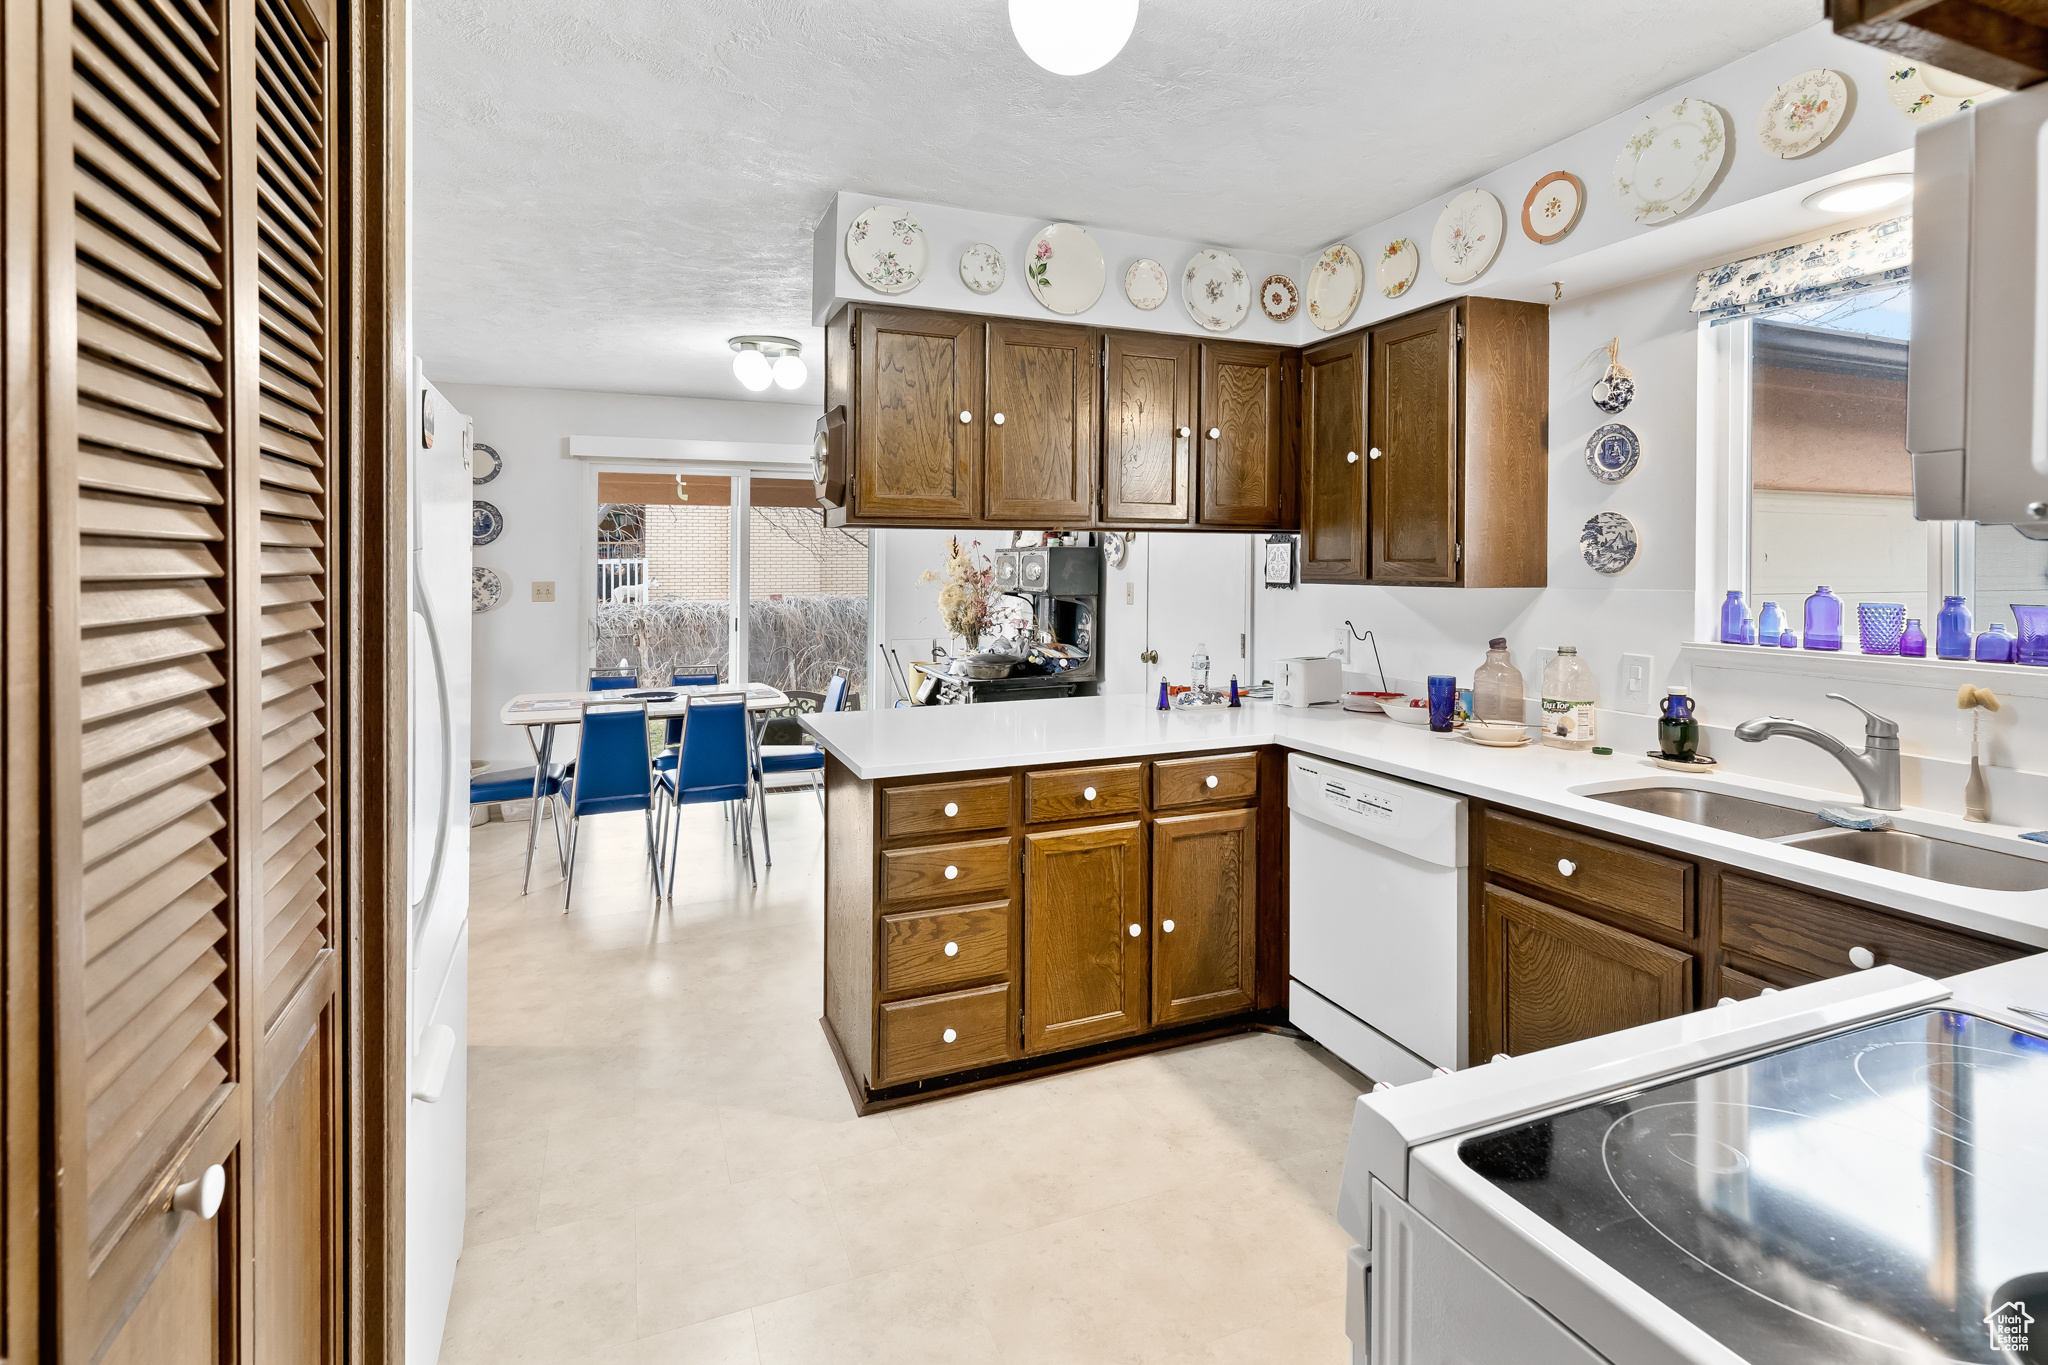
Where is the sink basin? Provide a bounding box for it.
[1776,828,2048,893]
[1584,787,1831,840]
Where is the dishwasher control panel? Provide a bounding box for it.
[1287,753,1467,865]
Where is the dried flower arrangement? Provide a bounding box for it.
[919,536,996,647]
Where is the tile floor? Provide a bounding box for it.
[444,792,1365,1364]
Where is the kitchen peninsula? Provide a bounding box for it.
[806,695,2048,1110]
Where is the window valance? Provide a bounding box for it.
[1690,217,1910,322]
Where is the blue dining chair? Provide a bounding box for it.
[590,674,639,692]
[658,693,756,893]
[559,701,661,911]
[653,670,725,802]
[471,760,569,890]
[751,669,849,865]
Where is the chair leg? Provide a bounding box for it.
[812,771,824,811]
[552,795,571,873]
[561,816,581,913]
[756,779,774,868]
[643,808,661,891]
[738,796,757,887]
[664,793,683,903]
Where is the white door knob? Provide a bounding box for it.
[1205,775,1218,788]
[1176,425,1190,437]
[944,941,958,956]
[1849,945,1876,970]
[992,412,1005,425]
[1128,923,1141,937]
[944,865,958,879]
[1163,919,1175,933]
[943,802,958,817]
[1083,786,1097,801]
[959,410,972,423]
[942,1028,957,1043]
[1557,859,1576,876]
[1346,451,1359,464]
[1368,447,1383,460]
[1207,426,1221,439]
[173,1164,226,1220]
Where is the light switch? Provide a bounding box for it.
[1125,582,1134,605]
[531,581,556,602]
[1620,652,1652,709]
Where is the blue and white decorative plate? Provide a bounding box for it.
[1580,511,1640,575]
[472,500,504,546]
[472,566,505,613]
[472,440,502,484]
[1585,423,1640,483]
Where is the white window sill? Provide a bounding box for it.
[1680,641,2048,700]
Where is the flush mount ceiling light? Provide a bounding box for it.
[1802,173,1913,214]
[1009,0,1139,76]
[728,335,806,392]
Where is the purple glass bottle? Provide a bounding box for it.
[1757,601,1785,647]
[1720,590,1748,644]
[1976,624,2014,663]
[1803,586,1842,651]
[1936,596,1973,660]
[1900,619,1926,658]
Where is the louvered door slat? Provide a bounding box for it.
[79,579,220,628]
[257,359,320,413]
[84,919,222,1050]
[262,738,318,795]
[74,125,217,247]
[79,538,219,581]
[77,258,220,358]
[83,875,224,1015]
[78,356,221,432]
[259,601,318,640]
[82,695,221,772]
[78,448,218,505]
[259,574,319,606]
[256,452,317,490]
[83,770,224,862]
[259,633,319,671]
[86,959,219,1102]
[263,824,320,895]
[261,659,321,702]
[257,484,319,519]
[73,79,218,205]
[75,175,216,285]
[75,217,218,322]
[82,727,221,811]
[256,324,318,385]
[79,311,222,394]
[258,514,320,548]
[75,0,218,117]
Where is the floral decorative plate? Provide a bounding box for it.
[1521,172,1584,244]
[472,500,503,546]
[1259,274,1299,322]
[1430,189,1504,284]
[1025,223,1106,315]
[1124,257,1168,310]
[1886,62,1999,122]
[1584,423,1640,483]
[844,204,928,295]
[1756,69,1847,159]
[1307,244,1364,330]
[472,439,502,485]
[472,566,505,613]
[1580,511,1640,575]
[959,242,1005,294]
[1615,98,1725,224]
[1376,238,1419,299]
[1182,249,1250,333]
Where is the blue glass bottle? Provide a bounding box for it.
[1976,623,2014,663]
[1803,586,1843,651]
[1936,596,1973,660]
[1900,619,1926,658]
[1720,590,1748,644]
[1757,601,1785,647]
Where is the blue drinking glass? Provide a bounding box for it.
[1427,675,1456,733]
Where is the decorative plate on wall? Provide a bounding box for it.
[1430,189,1504,284]
[472,440,502,484]
[959,242,1006,294]
[1182,249,1250,332]
[1520,172,1584,244]
[472,566,506,613]
[1886,63,1998,121]
[844,204,928,295]
[1025,223,1106,315]
[1584,423,1641,482]
[1756,69,1847,159]
[1580,511,1640,575]
[1307,244,1365,329]
[472,500,504,546]
[1260,274,1299,322]
[1376,238,1419,299]
[1614,98,1725,224]
[1124,258,1168,310]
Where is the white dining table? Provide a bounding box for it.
[498,683,791,893]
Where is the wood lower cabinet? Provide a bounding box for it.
[1716,872,2022,988]
[1152,809,1257,1026]
[1024,822,1150,1051]
[1300,331,1367,581]
[985,319,1098,523]
[1478,884,1692,1055]
[1104,331,1196,523]
[850,307,985,521]
[1200,341,1294,526]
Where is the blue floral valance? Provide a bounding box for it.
[1690,217,1911,321]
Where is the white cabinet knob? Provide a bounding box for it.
[1557,859,1576,877]
[943,802,958,817]
[992,412,1005,425]
[1176,425,1190,437]
[1207,426,1221,439]
[959,410,972,423]
[944,865,958,880]
[1163,919,1175,933]
[1205,775,1218,788]
[1083,786,1097,801]
[1368,447,1383,460]
[1346,451,1359,464]
[1128,923,1141,937]
[1849,945,1876,970]
[172,1164,226,1220]
[944,941,958,957]
[942,1028,957,1043]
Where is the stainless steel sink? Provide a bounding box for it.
[1775,828,2048,893]
[1585,787,1831,840]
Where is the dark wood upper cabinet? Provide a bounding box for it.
[1300,332,1367,581]
[1103,331,1196,524]
[1199,341,1294,527]
[1152,809,1257,1026]
[984,319,1098,524]
[1023,821,1148,1053]
[1369,304,1459,583]
[851,308,985,522]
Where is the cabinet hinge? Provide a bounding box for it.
[1456,322,1465,341]
[1019,1006,1026,1047]
[1455,543,1463,563]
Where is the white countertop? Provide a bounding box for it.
[803,695,2048,951]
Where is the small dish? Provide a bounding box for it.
[1756,68,1847,159]
[1380,702,1434,727]
[1615,98,1725,224]
[1886,62,1999,122]
[1026,223,1106,315]
[472,440,502,484]
[1462,731,1532,749]
[471,565,505,613]
[959,242,1006,294]
[1585,423,1641,483]
[845,204,929,295]
[1376,238,1419,299]
[472,500,504,546]
[1182,249,1251,332]
[1260,274,1299,322]
[1342,690,1408,714]
[1647,752,1719,773]
[1520,171,1584,244]
[1464,720,1530,744]
[1124,258,1168,310]
[1430,189,1504,285]
[1309,243,1366,329]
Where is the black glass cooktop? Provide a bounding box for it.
[1461,1011,2048,1364]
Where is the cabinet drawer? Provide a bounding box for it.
[1719,873,2022,982]
[877,982,1012,1085]
[1152,752,1260,810]
[1483,811,1691,937]
[1025,763,1143,823]
[879,901,1010,996]
[880,836,1012,906]
[880,776,1012,841]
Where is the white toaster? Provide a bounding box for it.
[1273,655,1341,707]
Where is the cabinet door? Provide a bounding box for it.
[1369,304,1459,582]
[1023,822,1148,1052]
[1152,810,1257,1026]
[1479,885,1691,1057]
[853,308,984,521]
[1718,873,2025,983]
[985,319,1097,523]
[1198,342,1291,527]
[1300,332,1367,581]
[1103,331,1196,523]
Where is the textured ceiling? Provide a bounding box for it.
[413,0,1822,403]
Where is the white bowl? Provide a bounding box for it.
[1380,703,1435,727]
[1464,720,1529,744]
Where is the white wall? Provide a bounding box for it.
[440,380,816,765]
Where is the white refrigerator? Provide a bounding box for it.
[407,360,471,1362]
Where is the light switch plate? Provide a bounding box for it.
[1621,652,1652,710]
[531,581,555,602]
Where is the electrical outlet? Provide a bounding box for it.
[1333,624,1349,663]
[531,581,555,602]
[1621,652,1652,709]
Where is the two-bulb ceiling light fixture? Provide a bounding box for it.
[728,335,806,392]
[1009,0,1139,76]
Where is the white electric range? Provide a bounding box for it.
[1337,957,2048,1364]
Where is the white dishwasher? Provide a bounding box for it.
[1288,753,1467,1084]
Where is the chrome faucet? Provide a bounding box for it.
[1734,693,1901,810]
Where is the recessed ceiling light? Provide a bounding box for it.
[728,336,804,393]
[1802,173,1913,214]
[1009,0,1139,76]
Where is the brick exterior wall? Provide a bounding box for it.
[638,503,868,602]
